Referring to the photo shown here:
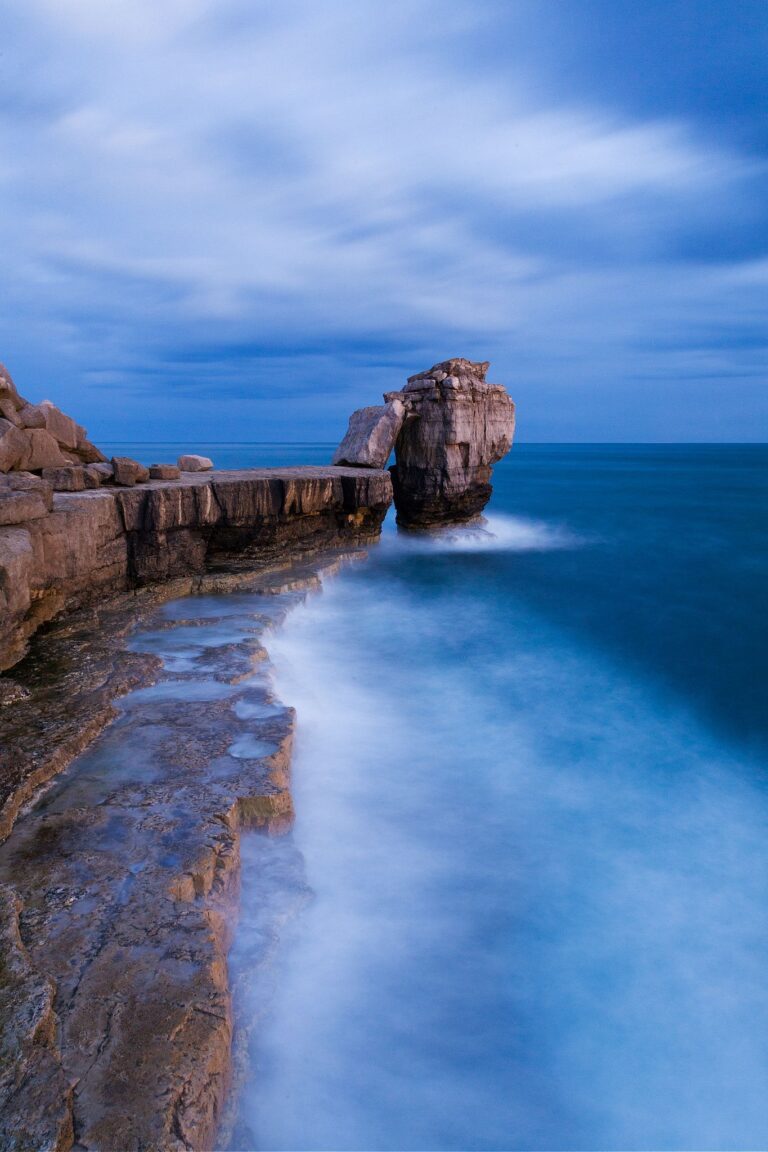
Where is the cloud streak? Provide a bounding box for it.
[0,0,766,440]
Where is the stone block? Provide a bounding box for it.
[0,489,49,525]
[0,419,27,472]
[149,464,181,480]
[42,466,86,492]
[17,403,47,429]
[112,457,150,486]
[0,472,53,511]
[38,401,79,450]
[178,454,213,472]
[17,428,68,471]
[332,399,405,469]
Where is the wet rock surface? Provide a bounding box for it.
[0,558,346,1151]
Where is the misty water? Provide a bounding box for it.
[222,445,767,1150]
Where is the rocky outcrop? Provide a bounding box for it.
[331,358,515,526]
[0,467,392,675]
[332,398,405,469]
[390,359,515,526]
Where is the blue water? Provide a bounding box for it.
[221,444,768,1151]
[111,443,768,1147]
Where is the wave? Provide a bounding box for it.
[395,512,582,554]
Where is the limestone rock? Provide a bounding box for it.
[112,456,150,486]
[332,398,405,468]
[17,402,47,430]
[0,472,53,511]
[72,438,108,464]
[89,462,114,482]
[37,400,79,450]
[178,454,213,472]
[0,490,49,526]
[0,400,22,427]
[0,419,27,473]
[0,365,22,410]
[149,464,181,480]
[17,428,68,472]
[389,358,515,526]
[42,465,86,492]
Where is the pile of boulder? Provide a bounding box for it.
[0,364,213,527]
[332,357,516,526]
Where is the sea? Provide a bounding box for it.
[107,442,768,1150]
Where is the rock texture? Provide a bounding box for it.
[331,357,515,526]
[179,454,213,472]
[0,562,338,1151]
[390,358,515,525]
[0,467,392,676]
[331,398,405,469]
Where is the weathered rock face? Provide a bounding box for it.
[0,467,392,674]
[393,359,515,525]
[331,358,515,526]
[331,398,405,469]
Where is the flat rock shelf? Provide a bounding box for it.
[0,554,357,1152]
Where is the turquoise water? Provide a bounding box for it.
[111,443,768,1147]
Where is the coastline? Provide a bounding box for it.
[0,546,366,1150]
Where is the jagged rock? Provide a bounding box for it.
[112,456,150,486]
[0,490,49,526]
[332,398,405,468]
[0,419,27,472]
[0,473,53,511]
[89,462,114,481]
[17,428,68,472]
[72,438,108,464]
[0,365,22,410]
[42,465,86,493]
[37,401,79,450]
[0,400,22,426]
[388,358,515,526]
[178,454,213,472]
[149,463,181,480]
[17,402,47,429]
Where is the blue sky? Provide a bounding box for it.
[1,0,766,442]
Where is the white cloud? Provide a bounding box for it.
[0,0,765,438]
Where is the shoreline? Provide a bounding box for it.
[0,545,363,1150]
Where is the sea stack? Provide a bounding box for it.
[332,358,516,527]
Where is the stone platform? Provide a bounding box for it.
[0,466,392,675]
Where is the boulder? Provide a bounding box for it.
[149,464,181,480]
[0,472,53,511]
[111,457,150,487]
[0,400,22,427]
[17,429,68,472]
[331,398,405,469]
[0,420,27,473]
[0,365,22,409]
[37,401,79,450]
[88,462,114,482]
[42,465,86,492]
[388,358,515,526]
[83,467,101,489]
[0,489,49,526]
[17,403,47,430]
[72,438,108,464]
[178,454,213,472]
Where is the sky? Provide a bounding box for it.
[1,0,767,442]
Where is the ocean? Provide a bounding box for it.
[112,443,767,1149]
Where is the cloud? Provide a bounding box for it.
[0,0,765,439]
